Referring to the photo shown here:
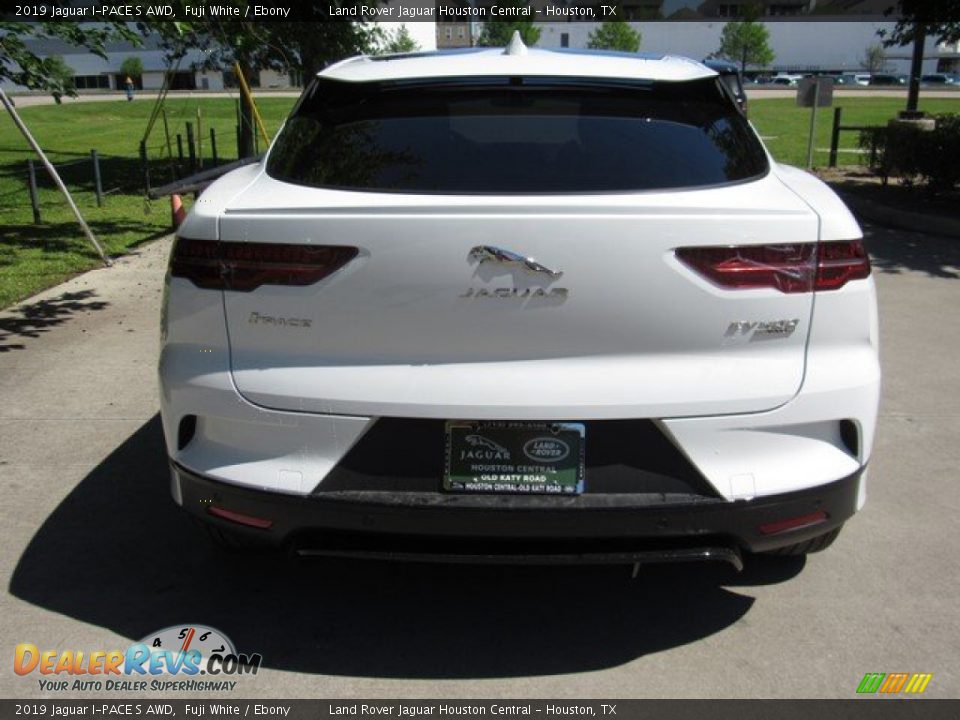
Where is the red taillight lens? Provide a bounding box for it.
[208,505,274,530]
[814,239,871,291]
[676,240,870,293]
[170,238,222,289]
[170,238,358,292]
[676,244,816,293]
[758,510,827,536]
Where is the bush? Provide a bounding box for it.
[44,55,74,103]
[120,56,143,79]
[859,114,960,193]
[587,22,641,52]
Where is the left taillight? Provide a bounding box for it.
[170,238,358,292]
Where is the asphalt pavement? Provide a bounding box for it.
[0,225,958,699]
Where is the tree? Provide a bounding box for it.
[44,56,74,100]
[587,21,641,52]
[121,56,144,80]
[377,26,421,55]
[141,8,381,157]
[862,44,887,73]
[714,19,775,74]
[476,2,540,47]
[0,22,139,100]
[880,0,960,47]
[879,1,960,115]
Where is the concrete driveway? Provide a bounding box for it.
[0,225,958,698]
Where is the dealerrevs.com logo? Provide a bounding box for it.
[14,624,262,692]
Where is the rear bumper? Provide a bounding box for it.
[172,461,862,561]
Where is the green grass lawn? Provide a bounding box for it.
[749,96,960,167]
[0,96,296,308]
[1,93,958,309]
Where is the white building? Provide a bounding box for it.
[538,21,949,75]
[1,22,437,94]
[0,34,223,93]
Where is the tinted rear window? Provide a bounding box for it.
[266,76,768,194]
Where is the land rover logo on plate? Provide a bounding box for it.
[523,437,570,463]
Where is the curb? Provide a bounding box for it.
[833,188,960,239]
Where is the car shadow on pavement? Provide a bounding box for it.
[863,225,960,280]
[0,290,109,352]
[9,415,804,679]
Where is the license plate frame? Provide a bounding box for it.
[444,421,585,495]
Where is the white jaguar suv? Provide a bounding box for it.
[159,37,880,567]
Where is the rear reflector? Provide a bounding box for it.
[758,510,827,536]
[171,238,358,292]
[676,240,870,293]
[208,505,274,530]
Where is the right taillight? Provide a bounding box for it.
[814,239,871,291]
[170,238,358,292]
[676,240,870,293]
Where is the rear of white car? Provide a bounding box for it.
[159,44,879,566]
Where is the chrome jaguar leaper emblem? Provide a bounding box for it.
[468,245,563,279]
[464,434,511,460]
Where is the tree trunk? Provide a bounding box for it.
[905,23,926,117]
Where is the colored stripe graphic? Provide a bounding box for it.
[857,672,932,694]
[879,673,909,693]
[857,673,885,694]
[904,674,933,694]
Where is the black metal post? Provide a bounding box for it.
[27,159,41,224]
[236,124,242,158]
[829,107,843,168]
[139,139,150,193]
[210,127,218,164]
[185,122,197,173]
[904,23,926,118]
[91,149,103,207]
[176,133,184,170]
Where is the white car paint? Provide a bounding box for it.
[160,47,879,525]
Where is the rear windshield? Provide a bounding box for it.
[266,76,768,194]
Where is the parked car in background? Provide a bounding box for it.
[831,74,862,86]
[854,74,871,86]
[161,36,879,566]
[869,74,906,86]
[921,74,955,86]
[771,75,801,86]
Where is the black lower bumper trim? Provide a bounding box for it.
[295,545,744,570]
[173,461,863,559]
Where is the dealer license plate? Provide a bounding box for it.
[444,421,585,494]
